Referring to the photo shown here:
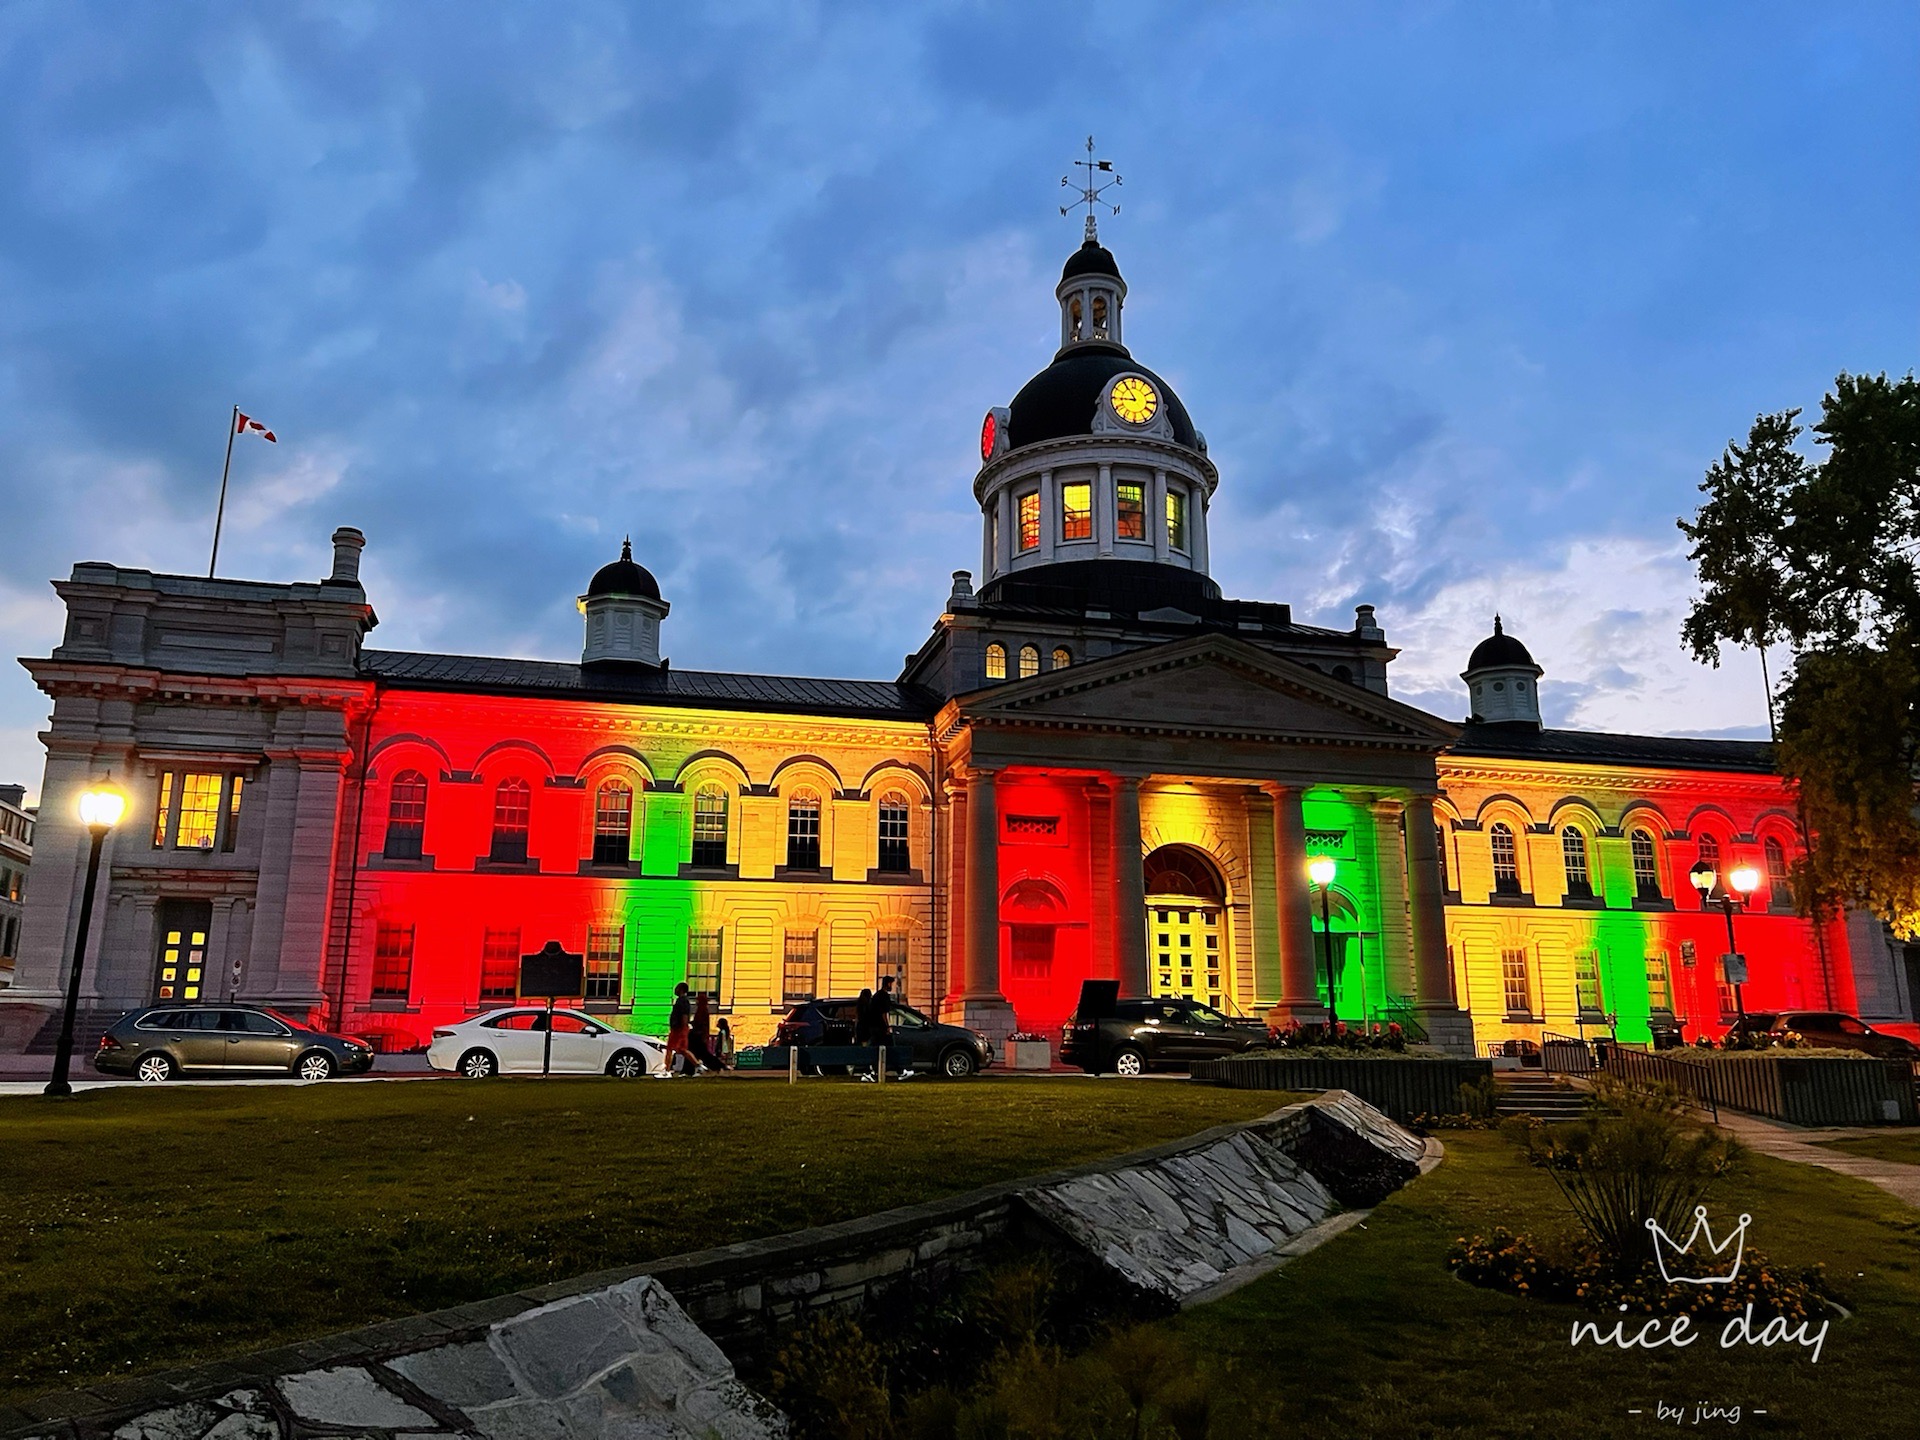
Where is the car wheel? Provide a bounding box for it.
[1112,1047,1147,1078]
[135,1053,175,1083]
[458,1048,499,1079]
[295,1051,335,1082]
[607,1049,646,1079]
[939,1047,978,1080]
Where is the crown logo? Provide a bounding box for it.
[1646,1206,1752,1285]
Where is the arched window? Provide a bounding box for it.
[1018,645,1040,679]
[1561,826,1592,899]
[1764,835,1794,906]
[1068,294,1083,342]
[1091,293,1109,338]
[1490,822,1523,895]
[383,770,427,860]
[489,778,531,864]
[691,785,729,868]
[1630,828,1662,900]
[1051,647,1071,670]
[593,780,632,865]
[786,788,822,870]
[985,644,1007,681]
[877,791,911,872]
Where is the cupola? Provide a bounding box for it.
[579,538,669,667]
[1462,615,1543,727]
[1056,220,1127,351]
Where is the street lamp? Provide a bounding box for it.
[1308,855,1337,1027]
[45,776,126,1098]
[1689,858,1761,1024]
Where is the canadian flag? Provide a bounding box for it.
[235,411,276,443]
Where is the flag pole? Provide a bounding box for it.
[209,404,238,578]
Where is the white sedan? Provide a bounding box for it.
[427,1008,667,1079]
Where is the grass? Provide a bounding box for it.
[1170,1127,1920,1439]
[1809,1131,1920,1167]
[0,1076,1282,1406]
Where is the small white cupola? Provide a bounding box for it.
[1056,218,1127,351]
[579,537,669,668]
[1462,615,1543,726]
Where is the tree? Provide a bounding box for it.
[1678,372,1920,932]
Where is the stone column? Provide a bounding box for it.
[942,768,1014,1048]
[1369,798,1413,1004]
[1241,788,1280,1005]
[942,779,967,1007]
[1151,469,1170,563]
[1404,792,1475,1054]
[1266,784,1326,1025]
[1096,462,1115,555]
[1112,775,1149,996]
[1039,469,1057,562]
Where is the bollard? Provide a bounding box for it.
[789,1045,800,1085]
[875,1043,885,1084]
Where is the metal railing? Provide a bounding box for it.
[1541,1032,1598,1076]
[1601,1045,1720,1121]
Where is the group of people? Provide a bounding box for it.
[853,976,907,1080]
[663,983,735,1075]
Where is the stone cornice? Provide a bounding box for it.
[22,659,375,710]
[973,432,1219,503]
[1437,756,1790,796]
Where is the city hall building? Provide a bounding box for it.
[6,233,1913,1058]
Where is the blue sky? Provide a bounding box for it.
[2,2,1915,799]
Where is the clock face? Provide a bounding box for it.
[980,410,997,462]
[1109,375,1159,426]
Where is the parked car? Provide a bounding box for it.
[1060,981,1267,1075]
[1725,1010,1920,1060]
[427,1008,667,1078]
[93,1004,376,1082]
[772,998,994,1078]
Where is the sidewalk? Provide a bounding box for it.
[1713,1109,1920,1209]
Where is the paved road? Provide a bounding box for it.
[1714,1109,1920,1209]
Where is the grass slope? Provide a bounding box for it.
[1811,1131,1920,1167]
[0,1078,1278,1405]
[1172,1129,1920,1439]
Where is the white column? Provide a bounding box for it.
[1096,462,1115,555]
[1151,469,1170,563]
[1193,488,1210,574]
[1039,469,1057,562]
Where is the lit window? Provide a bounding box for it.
[1017,491,1040,551]
[372,922,414,1000]
[878,792,910,872]
[876,931,909,1001]
[1764,835,1793,906]
[1069,294,1083,342]
[154,911,209,1001]
[480,928,520,1000]
[687,928,723,1004]
[1166,489,1188,551]
[1116,482,1145,540]
[152,772,174,848]
[1490,822,1523,895]
[593,780,633,865]
[786,789,822,870]
[691,785,729,867]
[1561,826,1592,898]
[1645,954,1673,1012]
[174,774,222,849]
[1060,481,1092,541]
[153,771,242,851]
[1501,947,1532,1016]
[1050,647,1070,670]
[783,931,818,1003]
[1018,645,1040,678]
[1631,829,1662,899]
[490,779,531,864]
[1575,951,1604,1014]
[985,644,1007,681]
[1091,293,1108,338]
[384,771,428,860]
[585,926,624,1002]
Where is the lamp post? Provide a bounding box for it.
[45,776,126,1098]
[1308,855,1337,1027]
[1689,859,1761,1024]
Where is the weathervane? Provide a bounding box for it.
[1061,135,1120,242]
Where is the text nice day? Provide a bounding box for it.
[1570,1305,1829,1364]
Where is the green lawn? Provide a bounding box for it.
[0,1077,1280,1406]
[1171,1128,1920,1440]
[1810,1131,1920,1167]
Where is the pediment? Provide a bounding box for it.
[955,635,1458,748]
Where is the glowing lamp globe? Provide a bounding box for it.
[77,780,126,831]
[1728,863,1762,897]
[1307,856,1337,889]
[1688,860,1717,896]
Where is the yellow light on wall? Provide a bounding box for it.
[77,778,127,831]
[1307,855,1337,889]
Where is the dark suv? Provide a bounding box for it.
[94,1004,377,1081]
[1725,1010,1919,1060]
[1060,982,1267,1075]
[773,998,994,1078]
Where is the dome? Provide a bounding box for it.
[588,538,661,600]
[1467,615,1535,671]
[1007,344,1200,450]
[1061,238,1121,281]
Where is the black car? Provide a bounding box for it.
[773,997,994,1078]
[1060,982,1267,1075]
[94,1004,377,1081]
[1725,1010,1920,1060]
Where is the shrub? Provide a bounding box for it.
[767,1312,892,1440]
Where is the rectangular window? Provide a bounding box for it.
[1501,947,1532,1016]
[1017,491,1040,551]
[1574,951,1604,1014]
[691,789,729,868]
[1631,830,1662,900]
[585,925,625,1003]
[1716,959,1739,1021]
[1166,489,1188,551]
[480,928,520,1001]
[1059,481,1092,541]
[1645,954,1673,1013]
[1116,481,1145,540]
[877,798,911,872]
[783,931,818,1003]
[876,931,909,1001]
[153,772,174,848]
[222,776,244,852]
[1562,829,1591,898]
[786,796,822,870]
[593,783,633,865]
[175,773,223,849]
[371,922,415,1001]
[687,928,723,1005]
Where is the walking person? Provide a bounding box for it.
[664,982,696,1076]
[853,986,875,1080]
[690,990,716,1071]
[712,1017,735,1071]
[871,974,898,1079]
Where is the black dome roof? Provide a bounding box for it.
[1061,238,1121,281]
[1467,616,1535,670]
[587,538,661,600]
[1007,343,1199,450]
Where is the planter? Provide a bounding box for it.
[1603,1047,1918,1126]
[1007,1039,1052,1071]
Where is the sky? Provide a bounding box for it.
[1,2,1915,803]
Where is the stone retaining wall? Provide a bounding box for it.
[1191,1054,1494,1121]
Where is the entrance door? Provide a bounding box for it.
[1150,903,1223,1006]
[154,900,212,1003]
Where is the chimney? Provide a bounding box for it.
[329,527,366,584]
[947,570,976,610]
